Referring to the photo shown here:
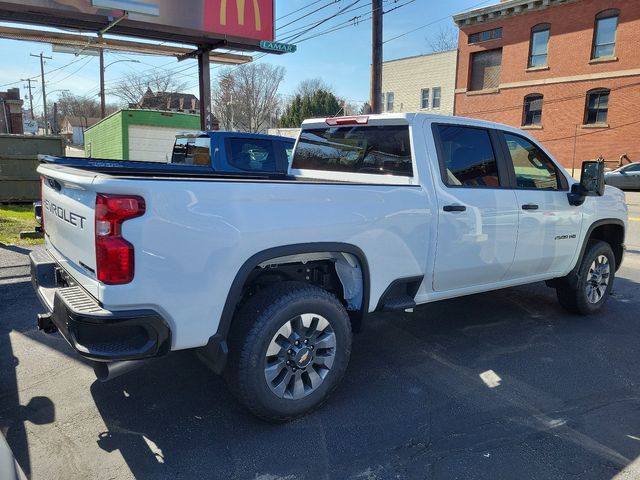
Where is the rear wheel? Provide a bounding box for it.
[556,240,615,315]
[226,282,352,422]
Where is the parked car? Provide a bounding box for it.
[604,162,640,190]
[30,113,627,422]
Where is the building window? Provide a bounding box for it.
[522,94,543,126]
[468,27,503,44]
[584,89,610,124]
[432,87,441,109]
[386,92,394,112]
[592,10,619,59]
[528,24,550,68]
[470,49,502,91]
[421,89,429,109]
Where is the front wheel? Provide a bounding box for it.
[556,240,615,315]
[226,282,352,422]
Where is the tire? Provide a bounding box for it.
[556,240,615,315]
[225,281,352,422]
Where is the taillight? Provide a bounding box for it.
[95,194,145,285]
[325,115,369,126]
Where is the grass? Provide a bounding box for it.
[0,203,43,246]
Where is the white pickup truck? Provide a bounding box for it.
[31,113,627,421]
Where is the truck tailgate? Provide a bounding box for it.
[40,165,100,298]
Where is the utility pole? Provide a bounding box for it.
[370,0,383,114]
[30,52,52,134]
[21,78,35,118]
[99,34,106,119]
[53,102,58,135]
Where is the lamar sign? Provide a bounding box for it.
[0,0,275,45]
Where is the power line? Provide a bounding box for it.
[276,0,394,39]
[276,0,343,32]
[288,0,414,45]
[286,0,364,43]
[0,53,88,88]
[47,56,95,87]
[276,0,331,22]
[383,0,493,44]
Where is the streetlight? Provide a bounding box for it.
[99,58,140,118]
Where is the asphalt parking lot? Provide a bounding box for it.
[1,193,640,480]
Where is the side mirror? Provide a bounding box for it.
[580,160,605,196]
[568,160,605,206]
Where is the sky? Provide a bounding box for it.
[0,0,493,114]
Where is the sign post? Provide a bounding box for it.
[198,47,212,131]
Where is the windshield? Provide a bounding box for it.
[293,125,413,177]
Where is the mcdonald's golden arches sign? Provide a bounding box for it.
[204,0,274,41]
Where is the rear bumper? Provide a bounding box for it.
[30,249,171,362]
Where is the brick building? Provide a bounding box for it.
[0,88,24,134]
[381,50,457,115]
[453,0,640,169]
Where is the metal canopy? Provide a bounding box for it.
[0,1,282,55]
[0,25,252,65]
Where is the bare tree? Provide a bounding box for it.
[427,26,458,53]
[295,77,333,97]
[109,69,189,107]
[212,72,236,130]
[212,63,285,133]
[47,91,117,130]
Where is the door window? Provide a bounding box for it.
[434,125,500,187]
[503,133,561,190]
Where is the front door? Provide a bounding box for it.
[431,124,519,292]
[498,131,582,279]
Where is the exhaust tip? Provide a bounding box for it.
[93,360,145,382]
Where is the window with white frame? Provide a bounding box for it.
[385,92,394,112]
[421,89,429,109]
[432,87,441,109]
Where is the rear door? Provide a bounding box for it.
[40,166,99,298]
[497,131,581,278]
[431,123,519,291]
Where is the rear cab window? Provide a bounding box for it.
[292,125,413,179]
[171,136,211,166]
[226,138,277,172]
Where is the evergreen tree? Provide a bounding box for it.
[278,88,342,128]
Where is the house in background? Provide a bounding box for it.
[381,50,457,115]
[133,88,200,114]
[453,0,640,169]
[0,88,24,134]
[60,116,100,145]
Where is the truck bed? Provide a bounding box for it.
[38,155,290,180]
